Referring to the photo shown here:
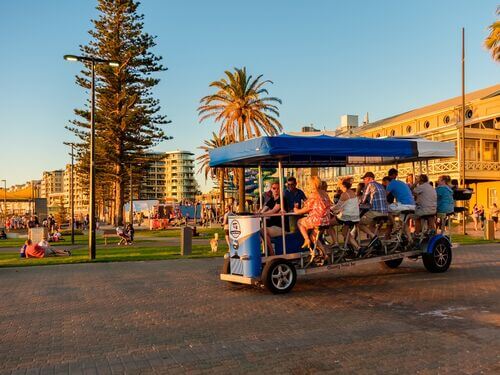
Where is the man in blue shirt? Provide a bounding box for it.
[284,176,307,233]
[386,168,416,211]
[386,168,415,240]
[284,177,307,211]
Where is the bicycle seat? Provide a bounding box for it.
[400,210,415,215]
[419,214,435,220]
[317,225,331,231]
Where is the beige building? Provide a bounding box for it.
[62,164,88,218]
[297,84,500,212]
[41,170,64,210]
[140,151,196,203]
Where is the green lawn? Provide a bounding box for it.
[450,234,498,246]
[0,243,227,268]
[136,227,224,238]
[0,227,224,249]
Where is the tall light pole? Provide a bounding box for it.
[64,142,76,245]
[1,180,6,226]
[64,54,119,259]
[129,162,133,225]
[461,28,467,235]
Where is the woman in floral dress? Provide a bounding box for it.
[294,176,332,249]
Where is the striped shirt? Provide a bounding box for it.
[362,181,389,214]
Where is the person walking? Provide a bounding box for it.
[472,204,480,231]
[490,203,499,231]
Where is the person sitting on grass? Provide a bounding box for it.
[24,239,71,258]
[125,224,135,244]
[0,230,7,240]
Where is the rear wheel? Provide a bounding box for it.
[423,239,452,273]
[262,259,297,294]
[384,258,403,268]
[222,256,230,274]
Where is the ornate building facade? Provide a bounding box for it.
[296,84,500,212]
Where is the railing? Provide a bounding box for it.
[334,160,500,181]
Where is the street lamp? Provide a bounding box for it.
[1,180,6,226]
[63,142,76,245]
[64,54,119,259]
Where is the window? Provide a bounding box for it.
[443,115,450,124]
[487,188,497,207]
[390,129,396,136]
[406,125,412,134]
[483,140,498,162]
[464,139,479,161]
[466,109,473,119]
[424,121,430,129]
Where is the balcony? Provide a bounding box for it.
[342,160,500,182]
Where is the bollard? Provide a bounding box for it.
[484,220,495,241]
[180,226,192,256]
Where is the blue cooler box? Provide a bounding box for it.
[228,215,261,278]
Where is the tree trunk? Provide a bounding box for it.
[238,168,245,213]
[114,162,125,226]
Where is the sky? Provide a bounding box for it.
[0,0,498,192]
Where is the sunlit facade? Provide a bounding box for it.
[296,84,500,213]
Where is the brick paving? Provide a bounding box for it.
[0,244,498,374]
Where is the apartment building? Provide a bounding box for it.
[140,150,197,203]
[40,170,64,210]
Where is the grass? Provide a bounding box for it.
[0,243,227,268]
[450,234,498,246]
[0,227,224,249]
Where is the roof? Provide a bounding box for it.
[208,134,455,168]
[356,84,500,132]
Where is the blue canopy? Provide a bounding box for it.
[209,134,455,167]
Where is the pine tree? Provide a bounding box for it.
[66,0,170,225]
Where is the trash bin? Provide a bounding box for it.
[181,226,192,256]
[484,220,495,241]
[228,215,261,278]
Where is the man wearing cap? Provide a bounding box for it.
[359,171,388,246]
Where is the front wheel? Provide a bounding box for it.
[384,258,403,268]
[262,259,297,294]
[423,239,452,273]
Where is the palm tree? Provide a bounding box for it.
[198,67,282,212]
[484,7,500,62]
[197,133,228,213]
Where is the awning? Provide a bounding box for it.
[209,134,455,168]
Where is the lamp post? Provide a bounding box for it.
[1,180,6,226]
[63,142,76,244]
[64,54,119,259]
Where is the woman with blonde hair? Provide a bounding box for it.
[293,176,332,248]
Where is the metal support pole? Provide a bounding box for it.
[129,162,133,225]
[278,161,286,254]
[1,180,6,225]
[258,164,267,257]
[461,27,467,235]
[70,145,75,245]
[425,160,429,175]
[89,60,96,260]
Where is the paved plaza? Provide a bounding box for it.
[0,244,498,374]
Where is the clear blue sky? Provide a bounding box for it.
[0,0,498,191]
